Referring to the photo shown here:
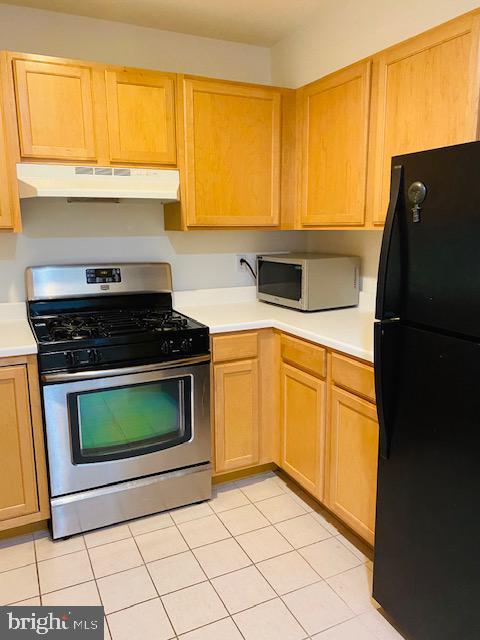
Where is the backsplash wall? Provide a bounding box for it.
[0,199,308,302]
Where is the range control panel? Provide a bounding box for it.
[86,268,121,284]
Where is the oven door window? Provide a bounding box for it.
[257,260,302,301]
[68,376,192,464]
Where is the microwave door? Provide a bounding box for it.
[257,259,303,308]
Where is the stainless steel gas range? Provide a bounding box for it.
[26,263,211,539]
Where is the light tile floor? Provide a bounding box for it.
[0,472,406,640]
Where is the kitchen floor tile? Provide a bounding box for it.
[0,564,39,604]
[14,597,41,606]
[357,610,406,640]
[238,477,286,502]
[299,538,361,578]
[161,581,228,635]
[84,525,132,549]
[147,550,206,595]
[217,504,269,535]
[309,510,343,536]
[336,533,371,563]
[282,581,354,635]
[326,564,377,614]
[233,598,307,640]
[236,526,293,562]
[193,537,251,578]
[42,580,101,606]
[311,617,379,639]
[257,551,321,595]
[97,565,156,614]
[256,494,307,524]
[88,538,143,578]
[209,487,250,513]
[177,514,230,549]
[38,550,93,594]
[179,617,243,640]
[34,531,85,561]
[128,512,173,536]
[107,598,174,640]
[0,534,35,573]
[211,565,276,613]
[171,501,214,524]
[275,514,332,548]
[134,526,188,563]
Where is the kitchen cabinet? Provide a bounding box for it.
[165,76,284,228]
[0,356,49,532]
[369,12,480,225]
[13,56,97,162]
[280,361,325,499]
[0,54,21,231]
[298,60,371,227]
[105,68,176,165]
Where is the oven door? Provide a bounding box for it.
[42,357,210,497]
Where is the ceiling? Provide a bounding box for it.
[0,0,323,46]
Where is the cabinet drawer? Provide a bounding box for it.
[213,332,258,363]
[331,353,375,402]
[280,334,326,378]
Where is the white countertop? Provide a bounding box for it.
[175,287,376,362]
[0,303,37,357]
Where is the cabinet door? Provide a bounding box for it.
[299,61,371,227]
[214,359,259,472]
[370,13,480,224]
[0,365,38,522]
[0,81,18,230]
[13,58,97,161]
[105,69,176,165]
[183,78,281,226]
[327,386,378,544]
[280,362,325,498]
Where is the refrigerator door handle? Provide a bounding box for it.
[374,320,399,460]
[376,163,403,320]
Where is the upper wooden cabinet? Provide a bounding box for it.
[298,60,371,227]
[105,69,176,165]
[13,57,97,162]
[173,77,283,227]
[369,12,480,224]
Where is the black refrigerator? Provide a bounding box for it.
[373,141,480,640]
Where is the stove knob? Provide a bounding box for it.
[161,341,170,355]
[180,339,192,354]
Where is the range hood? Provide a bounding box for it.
[16,163,180,201]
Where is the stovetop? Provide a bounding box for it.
[28,292,210,376]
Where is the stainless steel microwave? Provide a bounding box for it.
[256,253,360,311]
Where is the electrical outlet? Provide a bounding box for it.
[236,254,248,273]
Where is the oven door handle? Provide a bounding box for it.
[42,355,211,383]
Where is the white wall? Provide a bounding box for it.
[0,3,271,83]
[0,4,304,302]
[271,0,480,87]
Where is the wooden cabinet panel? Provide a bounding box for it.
[182,78,281,226]
[0,65,19,230]
[299,61,371,227]
[214,359,259,472]
[327,386,378,544]
[280,362,325,498]
[280,334,326,378]
[0,365,38,522]
[13,58,97,161]
[370,13,480,224]
[213,331,258,363]
[331,353,375,402]
[105,69,176,165]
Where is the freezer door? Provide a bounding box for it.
[373,322,480,640]
[377,141,480,339]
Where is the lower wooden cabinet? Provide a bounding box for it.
[326,387,378,545]
[0,356,49,531]
[280,362,325,499]
[214,358,259,472]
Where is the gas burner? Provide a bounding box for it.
[141,311,189,331]
[44,315,107,343]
